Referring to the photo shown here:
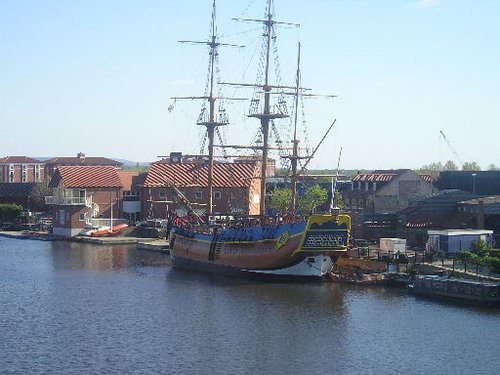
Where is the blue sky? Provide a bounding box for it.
[1,0,498,170]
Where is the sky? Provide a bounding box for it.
[1,0,499,171]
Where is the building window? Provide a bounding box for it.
[22,170,27,182]
[159,190,166,199]
[214,191,221,200]
[195,191,202,200]
[79,214,85,221]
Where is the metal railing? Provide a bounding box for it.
[45,196,91,206]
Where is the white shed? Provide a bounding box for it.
[380,238,407,254]
[427,229,493,254]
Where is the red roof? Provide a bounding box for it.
[118,171,146,191]
[57,166,123,188]
[352,173,398,182]
[419,174,437,183]
[0,156,43,164]
[353,169,435,184]
[144,161,258,188]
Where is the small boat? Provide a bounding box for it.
[409,275,500,307]
[88,223,128,237]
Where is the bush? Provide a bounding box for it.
[0,203,24,222]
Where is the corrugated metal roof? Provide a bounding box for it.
[58,166,123,188]
[143,161,258,188]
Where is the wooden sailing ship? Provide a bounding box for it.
[168,0,350,279]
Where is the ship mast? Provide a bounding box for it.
[173,0,242,216]
[289,43,305,218]
[204,0,219,216]
[243,0,297,218]
[281,43,337,218]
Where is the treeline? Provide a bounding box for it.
[458,240,500,274]
[417,160,499,177]
[276,160,499,180]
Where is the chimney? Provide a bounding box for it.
[170,152,182,163]
[77,152,86,159]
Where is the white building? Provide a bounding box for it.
[427,229,493,254]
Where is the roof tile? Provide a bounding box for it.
[143,161,258,188]
[58,166,123,188]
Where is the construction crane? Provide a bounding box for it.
[440,130,463,167]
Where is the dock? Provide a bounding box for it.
[0,230,169,253]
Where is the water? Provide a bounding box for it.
[1,237,499,375]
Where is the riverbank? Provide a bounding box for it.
[0,230,169,253]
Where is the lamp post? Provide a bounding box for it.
[472,173,476,195]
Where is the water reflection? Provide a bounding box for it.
[1,237,499,374]
[50,241,169,271]
[165,268,351,373]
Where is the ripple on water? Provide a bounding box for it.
[0,238,499,374]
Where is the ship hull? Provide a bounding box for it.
[171,252,333,280]
[170,214,350,280]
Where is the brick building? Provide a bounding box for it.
[142,158,261,220]
[0,156,44,183]
[45,166,124,237]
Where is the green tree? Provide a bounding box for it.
[487,164,499,171]
[462,161,481,171]
[333,191,345,209]
[274,168,290,177]
[298,184,328,214]
[470,239,489,257]
[267,186,292,215]
[30,181,51,213]
[418,161,443,173]
[443,160,459,171]
[417,160,457,177]
[0,203,24,221]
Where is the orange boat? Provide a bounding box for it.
[90,223,128,237]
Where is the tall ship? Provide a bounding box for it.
[167,0,350,279]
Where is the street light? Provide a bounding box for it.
[472,173,476,195]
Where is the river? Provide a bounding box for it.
[1,236,499,374]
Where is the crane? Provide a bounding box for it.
[439,130,463,167]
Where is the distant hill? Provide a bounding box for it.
[115,159,151,168]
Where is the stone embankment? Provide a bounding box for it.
[0,230,169,253]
